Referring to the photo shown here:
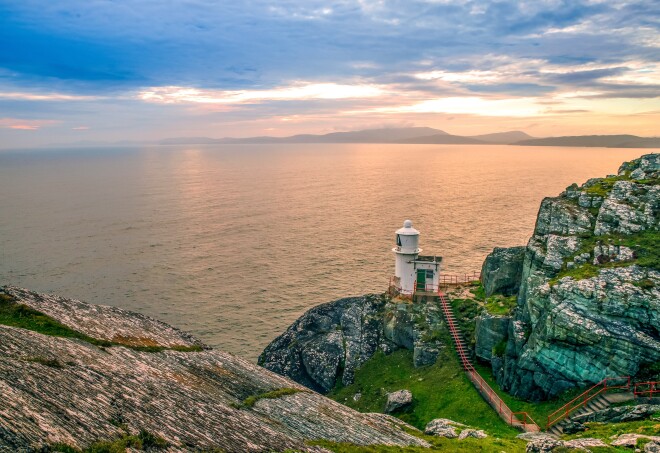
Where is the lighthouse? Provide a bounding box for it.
[391,220,442,296]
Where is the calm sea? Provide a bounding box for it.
[0,144,649,360]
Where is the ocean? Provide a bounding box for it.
[0,144,649,360]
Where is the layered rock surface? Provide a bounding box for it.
[259,294,447,392]
[493,153,660,400]
[0,286,427,452]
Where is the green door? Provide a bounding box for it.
[416,269,426,291]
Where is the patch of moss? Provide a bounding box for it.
[551,230,660,284]
[25,356,63,368]
[50,430,168,453]
[449,298,480,346]
[491,340,507,358]
[583,175,629,198]
[242,387,304,408]
[483,295,517,316]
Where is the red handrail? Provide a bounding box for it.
[545,376,630,430]
[438,290,539,432]
[634,381,660,397]
[389,272,481,296]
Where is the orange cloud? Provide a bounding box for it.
[0,118,59,130]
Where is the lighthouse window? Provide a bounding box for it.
[426,270,434,278]
[396,235,402,247]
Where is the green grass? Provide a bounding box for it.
[328,349,519,438]
[449,298,481,346]
[583,175,630,198]
[242,387,304,408]
[0,293,113,347]
[472,363,585,429]
[562,417,660,444]
[50,430,169,453]
[0,292,203,353]
[483,295,517,316]
[550,230,660,284]
[311,435,527,452]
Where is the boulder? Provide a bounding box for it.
[424,418,465,438]
[646,441,660,453]
[458,429,487,439]
[413,341,440,367]
[259,294,388,392]
[612,433,660,447]
[481,246,526,296]
[523,433,563,452]
[384,389,412,413]
[564,438,607,449]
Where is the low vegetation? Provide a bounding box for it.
[0,292,201,353]
[562,418,660,447]
[471,362,584,429]
[551,230,660,284]
[50,429,169,452]
[242,387,304,408]
[311,435,527,452]
[328,348,518,437]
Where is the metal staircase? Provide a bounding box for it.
[437,291,540,432]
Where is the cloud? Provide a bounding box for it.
[138,82,385,105]
[0,117,58,130]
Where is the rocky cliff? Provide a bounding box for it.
[489,153,660,400]
[0,286,427,452]
[263,154,659,405]
[259,294,449,393]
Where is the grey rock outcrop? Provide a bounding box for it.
[458,428,487,439]
[0,287,428,452]
[521,433,563,452]
[260,294,446,392]
[612,433,660,447]
[384,389,413,413]
[647,441,660,453]
[481,246,526,296]
[424,418,466,438]
[572,404,660,424]
[475,312,510,362]
[494,153,660,400]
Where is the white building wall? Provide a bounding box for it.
[395,253,416,293]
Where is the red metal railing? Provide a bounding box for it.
[389,272,481,296]
[437,290,539,432]
[634,381,660,397]
[545,376,631,430]
[439,272,481,286]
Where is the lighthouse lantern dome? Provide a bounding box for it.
[394,220,420,254]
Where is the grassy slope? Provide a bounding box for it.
[328,348,519,438]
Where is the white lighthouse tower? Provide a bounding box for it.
[391,220,442,296]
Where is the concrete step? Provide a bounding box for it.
[604,391,635,404]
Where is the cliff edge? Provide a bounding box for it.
[491,152,659,400]
[0,286,427,452]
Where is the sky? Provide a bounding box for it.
[1,0,659,147]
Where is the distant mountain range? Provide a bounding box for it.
[157,128,658,148]
[42,128,658,149]
[515,135,660,148]
[157,128,536,146]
